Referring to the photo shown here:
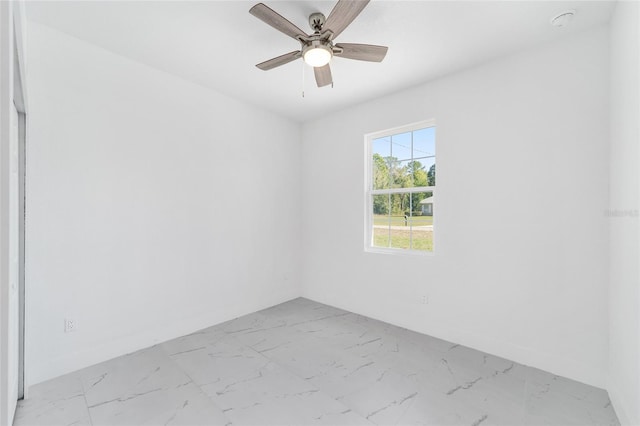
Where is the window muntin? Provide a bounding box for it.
[366,121,435,254]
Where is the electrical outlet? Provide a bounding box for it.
[64,318,77,333]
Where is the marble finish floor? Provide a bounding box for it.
[15,298,619,426]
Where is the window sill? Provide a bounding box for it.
[364,246,435,257]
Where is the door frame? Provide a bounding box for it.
[14,83,26,404]
[12,2,27,402]
[1,2,28,424]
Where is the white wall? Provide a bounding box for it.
[302,27,610,388]
[608,2,640,425]
[25,22,302,387]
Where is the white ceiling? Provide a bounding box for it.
[26,1,615,122]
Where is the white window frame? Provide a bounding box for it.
[364,119,436,256]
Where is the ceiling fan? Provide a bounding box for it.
[249,0,388,88]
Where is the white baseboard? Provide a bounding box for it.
[608,382,639,426]
[302,294,607,389]
[25,294,299,390]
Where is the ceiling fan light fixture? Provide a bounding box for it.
[303,45,332,67]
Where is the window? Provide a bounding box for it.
[365,120,436,254]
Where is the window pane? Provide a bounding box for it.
[408,159,431,188]
[413,127,435,158]
[422,157,436,187]
[372,137,390,158]
[372,194,390,248]
[391,132,412,161]
[388,196,411,250]
[389,192,411,218]
[372,151,390,190]
[390,160,414,188]
[411,191,434,252]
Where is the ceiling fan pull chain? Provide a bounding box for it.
[301,60,305,98]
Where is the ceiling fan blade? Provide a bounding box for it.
[250,3,308,41]
[256,51,302,71]
[314,64,333,87]
[335,43,388,62]
[323,0,370,39]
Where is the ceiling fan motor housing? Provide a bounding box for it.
[309,12,326,32]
